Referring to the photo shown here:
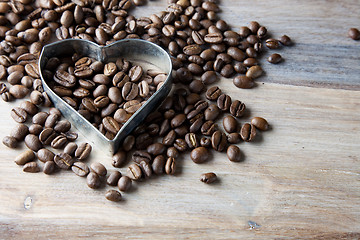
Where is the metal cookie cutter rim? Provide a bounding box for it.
[38,39,173,155]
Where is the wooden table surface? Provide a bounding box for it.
[1,0,360,239]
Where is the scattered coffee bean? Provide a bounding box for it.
[240,123,257,142]
[233,76,254,89]
[190,147,209,164]
[24,134,43,151]
[23,162,40,173]
[152,155,166,174]
[15,150,35,165]
[37,148,55,163]
[112,150,127,167]
[75,142,92,160]
[105,190,122,202]
[223,115,238,133]
[268,53,282,64]
[251,117,269,131]
[227,145,242,162]
[87,172,101,189]
[200,172,217,184]
[165,157,176,175]
[107,171,122,186]
[90,162,107,177]
[54,152,74,170]
[72,162,90,177]
[118,176,132,192]
[127,163,142,180]
[227,133,242,144]
[211,130,227,152]
[43,161,55,175]
[246,65,263,79]
[3,136,18,148]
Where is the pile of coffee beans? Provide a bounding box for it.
[0,0,288,202]
[44,54,167,139]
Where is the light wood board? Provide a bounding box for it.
[0,0,360,239]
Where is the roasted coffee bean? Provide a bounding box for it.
[54,152,74,170]
[43,161,55,175]
[54,120,71,133]
[147,143,166,156]
[72,162,90,177]
[25,134,42,151]
[227,132,241,144]
[188,79,204,93]
[75,143,92,161]
[251,117,269,131]
[268,53,282,64]
[10,123,28,141]
[101,103,118,117]
[112,150,127,168]
[171,114,186,128]
[230,100,246,118]
[82,98,98,113]
[163,130,177,146]
[103,116,121,134]
[200,172,217,184]
[135,133,152,149]
[9,85,29,99]
[217,94,231,112]
[200,137,211,148]
[123,100,142,114]
[63,131,78,141]
[129,65,143,82]
[201,71,217,85]
[190,146,209,164]
[185,133,199,149]
[204,32,223,44]
[90,162,107,177]
[20,101,38,116]
[39,128,57,145]
[211,130,227,152]
[107,171,122,186]
[205,86,221,101]
[265,38,280,49]
[38,148,55,163]
[204,104,220,121]
[54,70,76,87]
[105,190,122,202]
[201,120,217,136]
[23,162,40,173]
[165,157,176,175]
[240,123,257,142]
[233,75,254,89]
[51,135,67,149]
[127,163,142,180]
[87,172,101,189]
[167,146,179,158]
[3,136,18,148]
[32,112,49,125]
[152,155,165,174]
[132,150,152,164]
[7,71,23,85]
[139,160,152,178]
[64,142,77,156]
[1,92,14,102]
[11,107,28,123]
[227,47,246,62]
[279,35,292,46]
[118,176,132,192]
[30,90,44,105]
[174,138,188,152]
[29,124,43,136]
[122,135,135,152]
[223,115,238,133]
[227,145,242,162]
[15,150,35,165]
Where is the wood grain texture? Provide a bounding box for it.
[1,0,360,239]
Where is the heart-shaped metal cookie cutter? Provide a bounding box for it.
[38,39,172,155]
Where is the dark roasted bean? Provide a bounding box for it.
[240,123,257,142]
[72,162,90,177]
[200,172,217,184]
[251,117,269,131]
[211,130,227,152]
[227,145,242,162]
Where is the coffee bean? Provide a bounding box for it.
[20,101,38,116]
[54,152,74,170]
[233,75,254,89]
[204,32,223,44]
[132,150,152,164]
[72,162,90,177]
[30,90,44,105]
[105,190,122,202]
[183,44,202,55]
[51,135,67,149]
[32,112,49,125]
[43,161,55,175]
[190,146,209,163]
[11,107,28,123]
[279,35,292,46]
[23,162,40,173]
[38,148,55,163]
[147,143,166,156]
[152,155,165,174]
[127,163,142,180]
[185,132,199,149]
[135,133,152,149]
[205,86,221,101]
[112,150,127,168]
[139,160,152,178]
[223,115,238,133]
[54,120,71,133]
[25,134,42,151]
[268,53,282,64]
[15,150,35,165]
[54,70,76,87]
[165,157,176,175]
[265,38,280,49]
[217,94,232,112]
[39,128,57,145]
[200,172,217,184]
[122,82,139,101]
[90,162,107,177]
[173,138,188,152]
[204,104,220,121]
[103,116,121,134]
[227,145,242,162]
[167,146,179,158]
[87,172,101,189]
[211,130,227,152]
[201,71,217,85]
[64,142,77,156]
[251,117,269,131]
[28,124,42,136]
[240,123,256,142]
[3,136,18,148]
[75,142,92,161]
[107,171,122,186]
[229,100,246,118]
[201,120,217,136]
[118,176,132,192]
[10,123,28,141]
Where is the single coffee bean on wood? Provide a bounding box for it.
[3,136,18,148]
[72,162,90,177]
[90,162,107,177]
[211,130,227,152]
[190,147,209,164]
[54,152,74,170]
[127,163,142,180]
[251,117,269,131]
[105,190,122,202]
[23,162,40,173]
[14,149,35,165]
[43,161,55,175]
[107,171,122,186]
[200,172,217,184]
[87,172,101,189]
[227,145,242,162]
[112,150,127,168]
[118,176,132,192]
[223,115,238,133]
[37,148,55,162]
[240,123,257,142]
